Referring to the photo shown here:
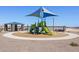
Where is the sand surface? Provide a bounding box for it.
[13,32,68,38]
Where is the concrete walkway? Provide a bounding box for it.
[3,31,79,40]
[1,32,79,51]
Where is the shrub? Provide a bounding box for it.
[70,42,79,47]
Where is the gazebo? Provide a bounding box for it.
[4,22,24,31]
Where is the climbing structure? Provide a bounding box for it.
[30,21,52,35]
[27,7,57,35]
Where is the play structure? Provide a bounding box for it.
[27,7,57,35]
[30,21,52,35]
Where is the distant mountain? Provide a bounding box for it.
[67,27,79,29]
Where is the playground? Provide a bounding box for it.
[3,7,78,40]
[0,6,79,51]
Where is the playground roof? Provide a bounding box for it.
[27,7,57,18]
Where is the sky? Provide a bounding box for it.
[0,6,79,27]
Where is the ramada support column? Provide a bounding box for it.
[4,24,8,31]
[11,24,13,31]
[21,24,24,31]
[53,17,54,31]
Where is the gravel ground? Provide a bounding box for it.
[0,32,79,52]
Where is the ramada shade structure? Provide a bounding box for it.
[4,22,24,31]
[27,7,57,31]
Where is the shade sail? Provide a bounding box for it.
[27,7,57,18]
